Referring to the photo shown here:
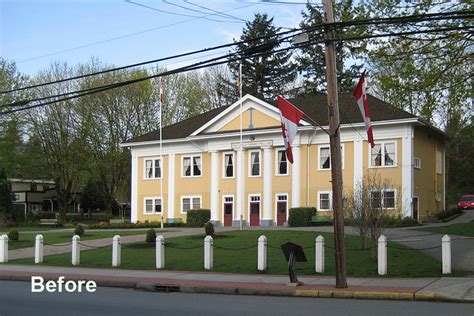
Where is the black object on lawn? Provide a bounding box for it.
[281,242,307,285]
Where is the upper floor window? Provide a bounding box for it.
[318,145,344,170]
[370,189,396,209]
[249,150,261,177]
[145,158,161,179]
[276,150,288,175]
[436,150,442,174]
[223,152,234,178]
[182,155,201,177]
[370,142,396,167]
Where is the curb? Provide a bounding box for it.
[0,274,466,303]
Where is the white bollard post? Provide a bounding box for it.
[112,235,121,267]
[378,235,387,275]
[258,235,267,271]
[35,234,43,264]
[204,235,213,270]
[156,235,165,269]
[315,235,325,273]
[442,235,451,274]
[0,234,8,263]
[72,235,80,266]
[240,214,243,231]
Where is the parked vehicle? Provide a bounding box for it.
[457,195,474,209]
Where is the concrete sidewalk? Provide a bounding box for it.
[0,264,473,303]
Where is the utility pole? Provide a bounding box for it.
[323,0,347,288]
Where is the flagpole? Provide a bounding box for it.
[239,62,243,229]
[159,77,164,230]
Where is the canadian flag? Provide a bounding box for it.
[353,73,375,148]
[277,96,304,164]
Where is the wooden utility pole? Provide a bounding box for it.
[322,0,347,288]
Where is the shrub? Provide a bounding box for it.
[288,207,316,227]
[88,221,182,229]
[204,222,214,237]
[187,209,210,227]
[145,228,157,243]
[38,212,57,219]
[8,230,19,241]
[74,225,85,236]
[383,215,419,227]
[435,208,462,221]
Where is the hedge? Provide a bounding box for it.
[288,207,316,227]
[88,221,184,229]
[187,209,211,227]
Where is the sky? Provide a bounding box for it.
[0,0,314,77]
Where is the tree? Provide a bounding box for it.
[345,171,401,259]
[297,2,368,94]
[0,169,14,225]
[229,13,296,99]
[27,62,88,222]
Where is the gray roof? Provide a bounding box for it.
[124,93,417,144]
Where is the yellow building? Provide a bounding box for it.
[122,94,445,225]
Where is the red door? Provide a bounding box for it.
[224,202,233,227]
[250,201,260,226]
[277,199,287,226]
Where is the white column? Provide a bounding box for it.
[291,145,301,208]
[257,235,267,271]
[167,153,176,222]
[112,235,121,267]
[156,235,165,269]
[402,125,414,217]
[210,150,220,225]
[72,235,80,266]
[262,146,273,226]
[0,234,8,263]
[315,235,325,273]
[131,153,138,223]
[353,139,363,191]
[378,235,387,275]
[35,234,43,264]
[235,148,245,226]
[442,235,451,274]
[204,235,213,270]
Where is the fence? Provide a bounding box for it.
[0,232,469,275]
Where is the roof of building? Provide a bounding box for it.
[124,93,417,144]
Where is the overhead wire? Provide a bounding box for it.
[1,22,471,115]
[3,9,472,96]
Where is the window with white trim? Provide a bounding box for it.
[276,150,288,175]
[144,158,161,179]
[223,152,234,178]
[436,150,442,174]
[370,189,396,209]
[276,194,288,215]
[182,155,202,177]
[249,150,261,176]
[370,142,396,167]
[414,157,421,169]
[144,197,162,214]
[318,192,332,211]
[318,145,344,170]
[181,196,201,213]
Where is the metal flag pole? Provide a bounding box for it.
[239,62,243,231]
[159,77,164,230]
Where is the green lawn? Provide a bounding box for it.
[11,231,444,277]
[6,231,146,250]
[415,220,474,237]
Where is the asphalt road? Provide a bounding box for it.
[0,281,472,316]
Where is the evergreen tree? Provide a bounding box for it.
[229,13,296,100]
[296,2,368,94]
[0,169,14,225]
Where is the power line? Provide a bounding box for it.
[2,24,471,115]
[4,9,472,95]
[3,10,471,99]
[126,0,243,23]
[183,0,247,22]
[16,2,257,64]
